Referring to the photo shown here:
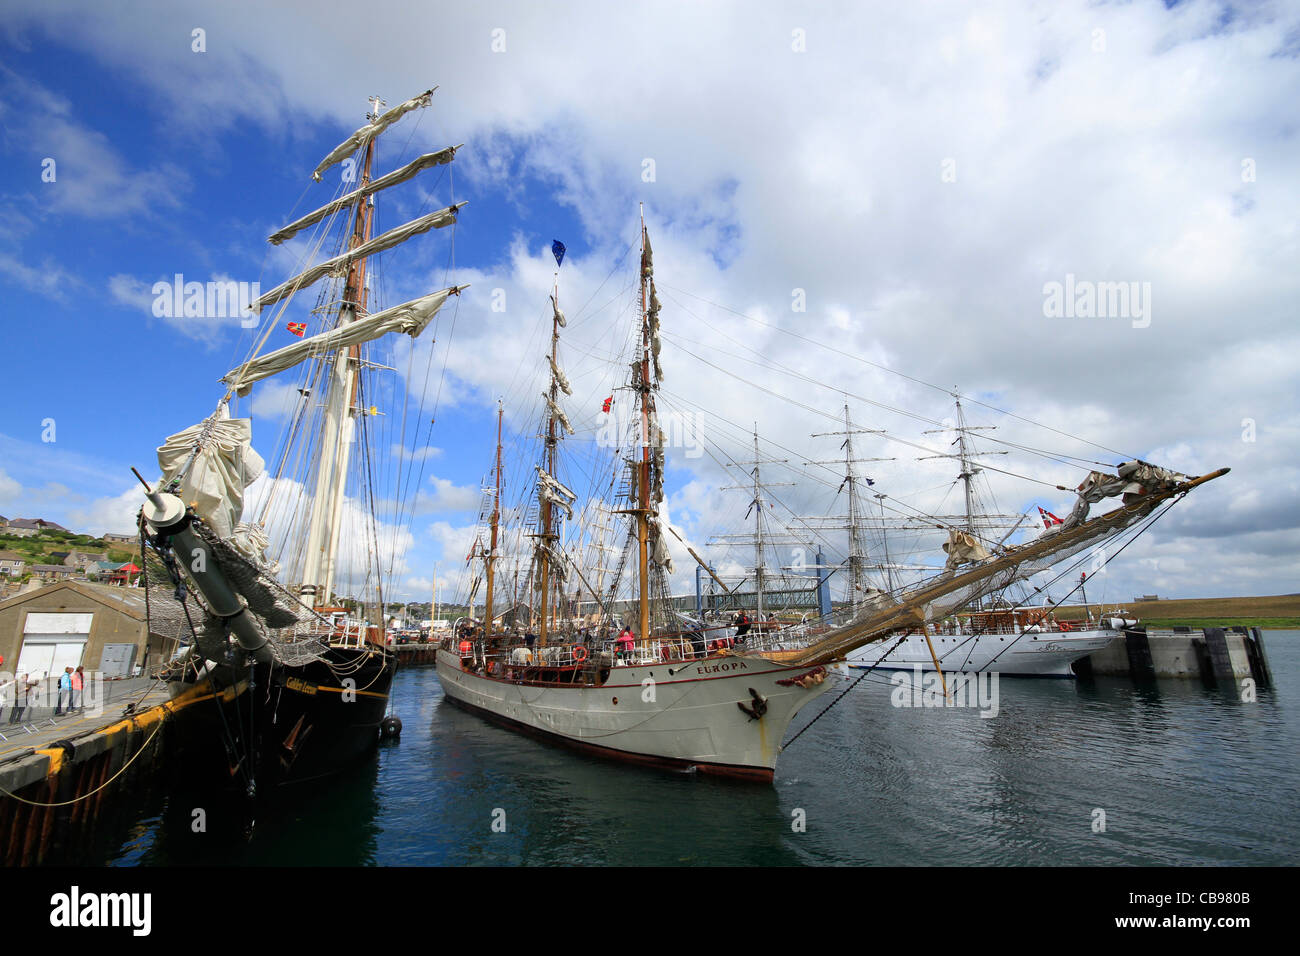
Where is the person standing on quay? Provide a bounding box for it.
[72,666,85,712]
[57,667,73,716]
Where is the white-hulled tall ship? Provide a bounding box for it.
[434,212,1227,781]
[137,89,465,791]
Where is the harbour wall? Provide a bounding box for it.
[0,680,232,866]
[1074,626,1273,685]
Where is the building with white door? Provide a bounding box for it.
[0,581,173,685]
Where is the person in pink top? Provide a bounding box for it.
[72,666,85,712]
[616,626,635,662]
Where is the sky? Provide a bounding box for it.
[0,0,1297,608]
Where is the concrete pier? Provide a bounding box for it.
[1078,625,1273,686]
[0,677,232,866]
[393,642,438,666]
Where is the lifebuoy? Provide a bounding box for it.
[1058,621,1074,632]
[572,645,588,663]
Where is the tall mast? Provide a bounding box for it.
[484,400,503,635]
[806,402,890,601]
[955,395,976,533]
[301,96,381,606]
[538,275,563,646]
[637,208,651,640]
[714,429,794,619]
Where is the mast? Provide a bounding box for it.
[751,430,765,620]
[637,209,651,641]
[537,274,567,646]
[714,428,794,619]
[806,403,891,602]
[301,97,380,606]
[484,401,503,635]
[955,395,976,533]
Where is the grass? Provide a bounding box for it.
[1051,594,1300,630]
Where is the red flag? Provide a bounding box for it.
[601,396,613,413]
[1037,506,1063,528]
[287,322,307,337]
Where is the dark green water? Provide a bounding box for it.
[97,632,1298,866]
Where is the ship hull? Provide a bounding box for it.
[848,629,1118,677]
[172,645,396,790]
[434,648,834,781]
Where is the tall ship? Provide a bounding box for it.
[434,212,1228,780]
[136,89,464,790]
[845,396,1126,677]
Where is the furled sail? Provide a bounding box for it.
[650,513,676,574]
[648,280,663,380]
[538,482,574,521]
[270,146,459,245]
[156,409,265,539]
[942,529,992,570]
[543,393,575,435]
[550,293,566,328]
[535,467,578,504]
[532,542,569,583]
[311,88,435,182]
[254,203,464,312]
[224,287,462,395]
[547,356,572,396]
[1064,460,1183,528]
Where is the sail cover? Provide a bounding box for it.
[271,147,458,245]
[312,89,435,182]
[224,287,460,395]
[942,529,991,570]
[254,204,464,312]
[156,411,265,539]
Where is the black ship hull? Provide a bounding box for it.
[170,644,396,791]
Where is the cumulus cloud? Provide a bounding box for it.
[3,0,1297,602]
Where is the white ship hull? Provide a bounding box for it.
[848,628,1119,677]
[435,648,835,781]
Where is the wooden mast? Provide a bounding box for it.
[484,400,503,636]
[637,207,651,642]
[538,277,560,647]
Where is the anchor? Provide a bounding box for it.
[736,687,768,721]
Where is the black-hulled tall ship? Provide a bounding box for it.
[138,89,464,790]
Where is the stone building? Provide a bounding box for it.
[0,581,174,684]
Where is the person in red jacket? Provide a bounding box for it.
[616,626,635,662]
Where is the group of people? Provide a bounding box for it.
[0,666,86,724]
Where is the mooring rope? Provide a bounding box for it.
[0,719,165,807]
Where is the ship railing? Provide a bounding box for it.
[279,618,371,649]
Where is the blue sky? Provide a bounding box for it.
[2,0,1298,606]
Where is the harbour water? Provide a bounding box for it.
[87,632,1297,866]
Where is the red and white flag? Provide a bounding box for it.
[1037,506,1063,528]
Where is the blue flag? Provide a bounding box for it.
[552,239,566,267]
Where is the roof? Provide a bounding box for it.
[0,580,149,619]
[31,564,74,573]
[6,518,71,532]
[0,551,26,561]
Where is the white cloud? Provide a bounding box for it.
[4,0,1298,601]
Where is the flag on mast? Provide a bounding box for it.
[551,239,566,267]
[1038,506,1063,528]
[286,322,307,337]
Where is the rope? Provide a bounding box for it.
[782,634,909,750]
[0,717,165,807]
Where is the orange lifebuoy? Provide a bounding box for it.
[1058,621,1074,632]
[572,645,588,663]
